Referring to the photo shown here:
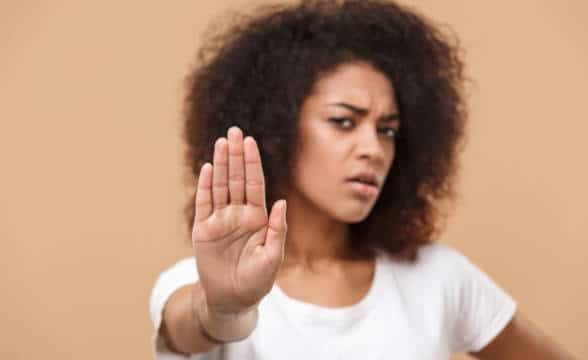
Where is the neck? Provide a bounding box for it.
[281,189,351,272]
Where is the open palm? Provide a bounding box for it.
[191,126,287,316]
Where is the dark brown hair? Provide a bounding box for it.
[181,0,468,262]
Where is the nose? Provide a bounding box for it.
[355,124,388,165]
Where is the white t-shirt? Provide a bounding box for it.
[149,242,517,359]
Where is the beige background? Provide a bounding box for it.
[1,1,586,358]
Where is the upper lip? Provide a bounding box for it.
[346,171,380,187]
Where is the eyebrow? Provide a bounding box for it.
[328,102,400,122]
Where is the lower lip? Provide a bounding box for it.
[346,180,378,199]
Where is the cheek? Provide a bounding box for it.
[385,142,396,164]
[297,131,342,166]
[292,148,341,196]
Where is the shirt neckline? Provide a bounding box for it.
[269,252,384,325]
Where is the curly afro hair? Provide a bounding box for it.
[182,0,469,262]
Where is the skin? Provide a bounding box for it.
[273,60,400,306]
[163,60,576,358]
[469,313,576,359]
[274,60,576,359]
[280,60,400,269]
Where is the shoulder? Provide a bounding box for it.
[379,242,488,301]
[152,257,198,292]
[415,242,466,263]
[406,244,518,353]
[383,242,470,278]
[149,257,198,322]
[157,257,196,277]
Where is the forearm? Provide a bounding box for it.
[160,281,258,355]
[160,282,218,355]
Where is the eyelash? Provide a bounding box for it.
[329,117,398,139]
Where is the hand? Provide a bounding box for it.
[191,126,287,317]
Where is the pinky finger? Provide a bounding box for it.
[194,163,213,223]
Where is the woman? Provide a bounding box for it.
[149,0,575,358]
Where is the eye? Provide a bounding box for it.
[329,117,354,129]
[331,117,399,140]
[379,127,398,139]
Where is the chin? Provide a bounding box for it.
[332,205,375,224]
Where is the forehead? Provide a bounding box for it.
[306,61,397,108]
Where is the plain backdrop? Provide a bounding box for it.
[1,1,586,359]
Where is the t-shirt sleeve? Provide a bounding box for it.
[149,257,199,359]
[446,248,518,354]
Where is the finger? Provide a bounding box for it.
[264,200,287,266]
[212,137,229,209]
[243,136,266,209]
[227,126,245,205]
[194,163,213,223]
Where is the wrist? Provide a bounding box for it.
[191,285,258,344]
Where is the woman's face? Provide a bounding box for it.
[290,61,400,223]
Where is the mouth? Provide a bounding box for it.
[346,178,378,187]
[345,179,379,199]
[346,178,378,188]
[345,172,380,187]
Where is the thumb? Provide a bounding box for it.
[264,200,287,266]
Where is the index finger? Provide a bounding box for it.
[243,136,266,208]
